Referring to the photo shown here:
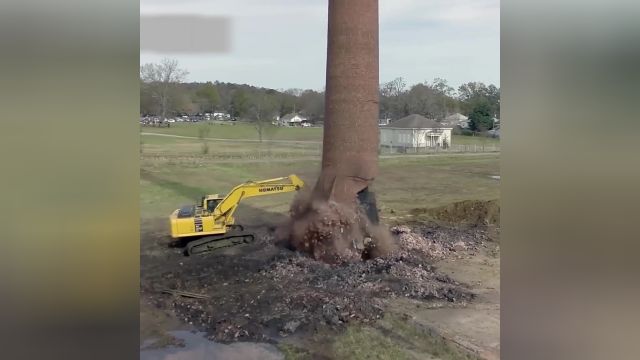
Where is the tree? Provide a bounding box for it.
[196,82,220,113]
[230,90,250,119]
[431,78,455,118]
[406,83,438,118]
[380,77,407,119]
[468,99,494,132]
[249,94,279,142]
[139,77,156,115]
[297,89,324,122]
[458,82,500,118]
[485,84,500,118]
[140,58,189,120]
[173,89,197,114]
[277,92,297,117]
[197,124,211,154]
[284,88,304,97]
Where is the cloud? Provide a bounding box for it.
[140,0,499,89]
[380,0,499,24]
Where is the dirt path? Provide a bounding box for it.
[140,132,322,144]
[141,150,499,165]
[141,134,499,160]
[387,242,500,360]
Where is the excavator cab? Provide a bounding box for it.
[203,195,222,213]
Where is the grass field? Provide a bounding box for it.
[140,132,500,221]
[139,128,500,359]
[141,122,499,146]
[141,122,323,141]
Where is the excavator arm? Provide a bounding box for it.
[212,174,304,222]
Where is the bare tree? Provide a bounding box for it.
[406,83,438,118]
[249,94,278,142]
[297,89,324,122]
[432,77,455,118]
[380,77,407,119]
[140,58,188,120]
[197,123,211,154]
[196,82,220,114]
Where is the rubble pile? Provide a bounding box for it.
[391,225,448,259]
[283,191,394,263]
[390,224,487,259]
[142,224,486,342]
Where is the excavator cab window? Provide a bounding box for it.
[206,199,220,213]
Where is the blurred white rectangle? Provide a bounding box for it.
[140,15,231,53]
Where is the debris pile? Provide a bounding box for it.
[142,224,485,342]
[282,190,394,263]
[394,224,489,257]
[390,225,447,259]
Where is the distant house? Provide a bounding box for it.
[379,118,391,126]
[278,113,308,127]
[441,113,470,129]
[380,114,453,150]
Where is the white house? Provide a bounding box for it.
[380,114,453,150]
[278,113,308,127]
[442,113,469,129]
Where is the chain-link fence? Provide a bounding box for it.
[379,143,500,154]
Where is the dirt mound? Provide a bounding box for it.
[140,223,489,343]
[410,200,500,226]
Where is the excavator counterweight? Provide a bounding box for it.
[169,174,304,255]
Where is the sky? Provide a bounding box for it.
[140,0,500,91]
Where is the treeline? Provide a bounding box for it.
[379,77,500,121]
[140,59,500,128]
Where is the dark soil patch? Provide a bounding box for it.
[140,222,488,343]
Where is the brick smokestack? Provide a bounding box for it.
[315,0,379,204]
[284,0,388,263]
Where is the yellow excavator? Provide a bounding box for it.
[169,174,304,255]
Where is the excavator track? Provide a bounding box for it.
[185,232,255,256]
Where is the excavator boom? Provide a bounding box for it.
[213,174,303,218]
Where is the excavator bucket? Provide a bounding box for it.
[357,187,379,225]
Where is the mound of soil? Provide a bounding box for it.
[410,200,500,227]
[141,223,490,343]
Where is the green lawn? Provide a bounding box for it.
[141,134,321,158]
[141,122,499,146]
[140,134,499,221]
[452,134,499,145]
[141,122,323,142]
